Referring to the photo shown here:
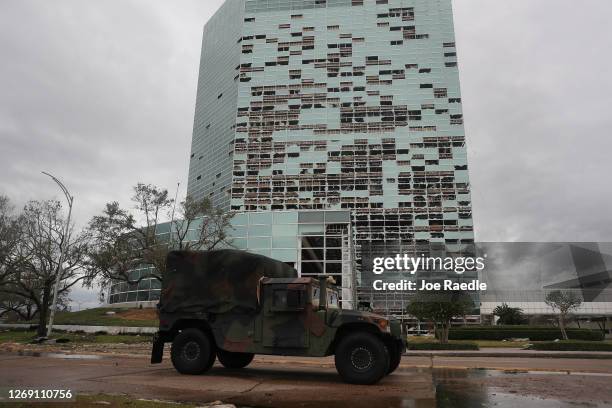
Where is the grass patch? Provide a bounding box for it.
[0,330,39,344]
[0,330,153,344]
[472,340,530,348]
[94,334,153,344]
[407,336,527,348]
[6,394,196,407]
[407,342,479,351]
[449,326,604,341]
[527,341,612,352]
[23,308,158,327]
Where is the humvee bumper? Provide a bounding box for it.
[389,321,406,350]
[390,320,401,336]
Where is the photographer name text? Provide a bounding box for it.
[372,279,487,292]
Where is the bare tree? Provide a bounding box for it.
[86,184,172,291]
[86,184,233,297]
[173,195,233,251]
[0,200,89,336]
[0,290,38,321]
[0,195,22,287]
[545,290,582,340]
[0,196,28,321]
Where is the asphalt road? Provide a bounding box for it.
[1,353,611,407]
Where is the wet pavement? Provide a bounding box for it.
[433,368,611,408]
[0,352,611,407]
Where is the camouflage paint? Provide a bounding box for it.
[155,251,404,360]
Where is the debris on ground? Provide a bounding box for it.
[196,401,237,408]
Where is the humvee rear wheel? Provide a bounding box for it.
[334,332,389,385]
[171,328,215,375]
[217,349,254,369]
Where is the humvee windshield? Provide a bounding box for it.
[311,282,339,309]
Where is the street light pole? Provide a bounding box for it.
[169,182,180,248]
[42,171,74,338]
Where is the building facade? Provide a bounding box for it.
[188,0,473,243]
[187,0,474,315]
[185,0,475,314]
[110,0,476,316]
[108,210,357,308]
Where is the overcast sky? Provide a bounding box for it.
[1,1,611,307]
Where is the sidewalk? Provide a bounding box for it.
[0,323,156,335]
[406,347,612,359]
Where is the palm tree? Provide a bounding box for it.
[493,303,526,325]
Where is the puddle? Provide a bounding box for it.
[435,386,606,408]
[432,368,611,408]
[272,368,612,408]
[444,367,612,378]
[498,369,612,378]
[17,351,103,360]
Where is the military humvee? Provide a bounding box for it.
[151,249,404,384]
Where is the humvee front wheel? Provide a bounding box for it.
[171,328,215,375]
[334,332,389,385]
[386,340,402,374]
[217,349,254,369]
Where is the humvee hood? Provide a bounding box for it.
[160,250,297,314]
[333,309,389,327]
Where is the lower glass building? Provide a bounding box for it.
[107,210,356,308]
[108,265,161,305]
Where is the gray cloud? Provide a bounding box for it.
[0,0,226,226]
[1,0,611,305]
[454,0,612,241]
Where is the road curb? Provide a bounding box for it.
[0,323,157,335]
[405,351,612,359]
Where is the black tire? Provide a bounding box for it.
[170,328,216,375]
[386,341,402,375]
[334,332,390,385]
[217,349,254,369]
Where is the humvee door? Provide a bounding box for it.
[261,281,310,348]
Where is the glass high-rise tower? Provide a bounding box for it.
[188,0,473,246]
[184,0,474,315]
[110,1,474,311]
